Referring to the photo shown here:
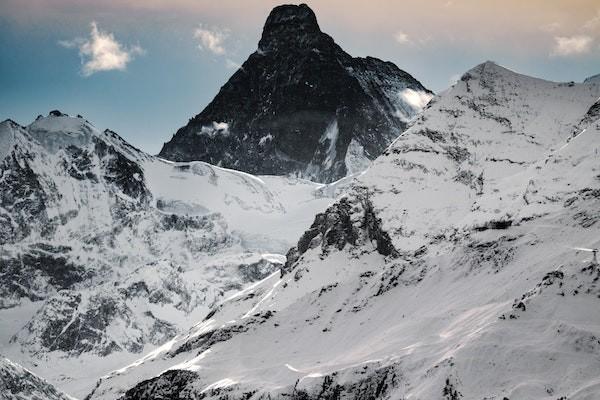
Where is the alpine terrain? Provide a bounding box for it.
[159,3,432,183]
[88,62,600,400]
[0,357,73,400]
[0,111,348,397]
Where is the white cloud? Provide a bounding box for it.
[194,25,228,55]
[551,35,593,56]
[60,22,144,76]
[399,88,432,111]
[394,31,412,45]
[393,30,433,46]
[199,122,229,137]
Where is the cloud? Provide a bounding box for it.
[199,121,229,137]
[583,10,600,32]
[394,31,412,45]
[393,30,433,47]
[399,88,432,111]
[540,22,561,33]
[194,25,228,55]
[60,22,144,76]
[551,35,593,56]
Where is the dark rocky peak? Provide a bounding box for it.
[258,3,333,52]
[159,3,431,183]
[283,188,397,275]
[0,118,23,129]
[48,110,68,117]
[577,98,600,130]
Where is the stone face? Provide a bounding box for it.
[283,188,397,275]
[0,151,48,245]
[0,357,72,400]
[159,4,431,183]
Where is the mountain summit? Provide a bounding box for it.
[158,3,431,183]
[258,3,323,51]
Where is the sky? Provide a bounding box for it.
[1,0,600,154]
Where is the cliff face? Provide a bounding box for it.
[159,4,431,183]
[0,357,73,400]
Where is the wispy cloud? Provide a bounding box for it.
[551,35,593,56]
[394,31,412,45]
[59,22,144,76]
[540,21,561,33]
[194,24,228,55]
[393,30,432,47]
[583,10,600,32]
[546,9,600,57]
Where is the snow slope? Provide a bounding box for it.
[89,62,600,400]
[0,113,347,397]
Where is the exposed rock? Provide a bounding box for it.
[283,189,397,275]
[159,4,431,183]
[120,370,200,400]
[0,357,72,400]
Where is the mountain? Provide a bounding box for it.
[0,112,348,397]
[0,356,73,400]
[583,73,600,84]
[89,62,600,400]
[158,3,431,183]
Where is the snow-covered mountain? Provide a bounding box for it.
[0,356,73,400]
[584,73,600,84]
[159,3,431,183]
[0,112,347,397]
[89,62,600,400]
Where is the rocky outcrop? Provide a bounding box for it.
[283,188,397,275]
[119,363,401,400]
[0,357,72,400]
[159,4,431,183]
[0,151,48,245]
[120,370,201,400]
